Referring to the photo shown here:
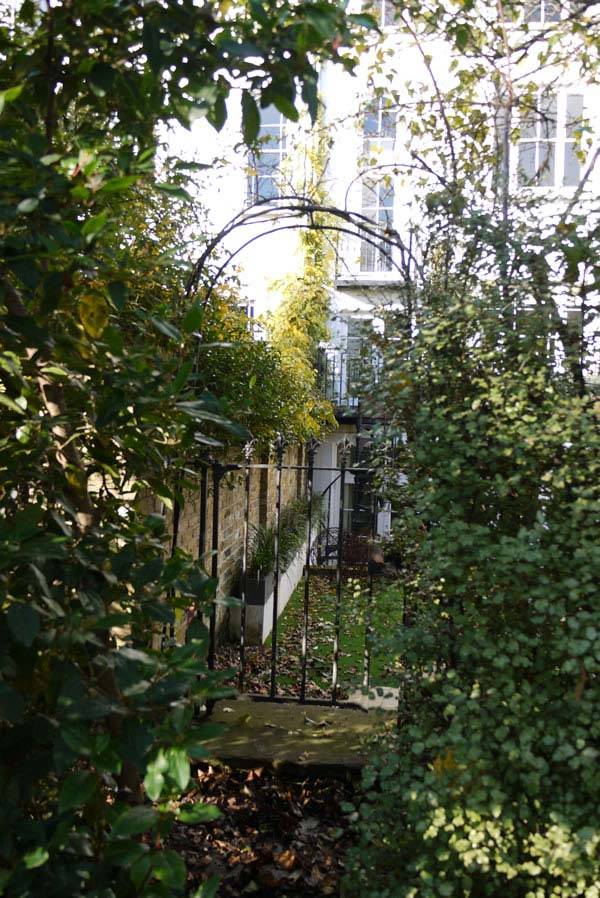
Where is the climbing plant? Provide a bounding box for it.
[268,119,338,438]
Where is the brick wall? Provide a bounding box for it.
[158,444,306,639]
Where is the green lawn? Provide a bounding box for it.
[268,573,404,698]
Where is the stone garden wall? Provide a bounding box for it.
[154,444,306,639]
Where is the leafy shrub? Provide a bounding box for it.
[0,2,369,895]
[247,523,278,578]
[345,288,600,896]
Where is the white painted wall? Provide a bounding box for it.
[165,2,600,371]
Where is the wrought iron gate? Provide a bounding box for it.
[197,438,385,707]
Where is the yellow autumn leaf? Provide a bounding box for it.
[65,466,87,493]
[432,749,458,777]
[78,293,109,338]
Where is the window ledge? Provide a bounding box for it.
[335,274,405,288]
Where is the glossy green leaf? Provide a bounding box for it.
[166,747,190,791]
[112,806,158,838]
[58,770,97,811]
[241,91,260,143]
[0,84,23,114]
[23,847,49,870]
[17,197,39,213]
[144,751,168,801]
[152,850,186,889]
[151,316,182,341]
[7,603,40,647]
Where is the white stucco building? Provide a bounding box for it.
[168,0,600,538]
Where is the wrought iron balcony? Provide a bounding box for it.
[316,343,382,410]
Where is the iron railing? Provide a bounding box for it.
[178,440,382,707]
[317,343,382,409]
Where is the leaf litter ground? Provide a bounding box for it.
[172,574,403,895]
[170,762,356,896]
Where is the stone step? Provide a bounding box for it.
[199,697,395,773]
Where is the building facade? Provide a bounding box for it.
[167,0,600,559]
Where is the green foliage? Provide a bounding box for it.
[343,4,600,892]
[247,522,278,579]
[0,1,371,895]
[193,289,324,447]
[346,292,600,895]
[268,120,337,438]
[247,496,323,577]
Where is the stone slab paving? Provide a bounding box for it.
[200,698,395,772]
[346,686,399,711]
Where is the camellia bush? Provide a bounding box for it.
[0,2,373,896]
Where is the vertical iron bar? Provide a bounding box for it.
[198,465,208,563]
[270,437,284,699]
[363,474,377,690]
[208,462,221,672]
[239,446,252,693]
[331,449,347,705]
[326,475,332,553]
[300,441,317,703]
[162,479,182,646]
[170,498,181,559]
[193,468,209,719]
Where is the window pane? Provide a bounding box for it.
[518,141,537,183]
[377,207,393,228]
[347,319,366,357]
[259,127,280,147]
[563,142,580,186]
[524,1,542,22]
[538,141,556,186]
[380,101,396,138]
[543,0,561,21]
[566,94,583,137]
[520,106,538,140]
[378,244,393,271]
[362,180,377,208]
[360,241,376,271]
[382,0,395,26]
[262,152,281,171]
[539,93,557,138]
[261,105,281,126]
[256,176,278,200]
[363,101,379,135]
[379,181,395,207]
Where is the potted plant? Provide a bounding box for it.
[241,497,325,604]
[244,524,276,604]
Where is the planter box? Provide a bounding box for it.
[244,573,274,605]
[230,539,313,646]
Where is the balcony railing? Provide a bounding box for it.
[317,343,382,409]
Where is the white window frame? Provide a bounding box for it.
[366,0,395,28]
[516,90,584,189]
[522,0,562,25]
[247,107,287,203]
[363,96,396,152]
[360,177,395,273]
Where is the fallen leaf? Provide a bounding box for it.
[275,848,297,871]
[257,864,291,888]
